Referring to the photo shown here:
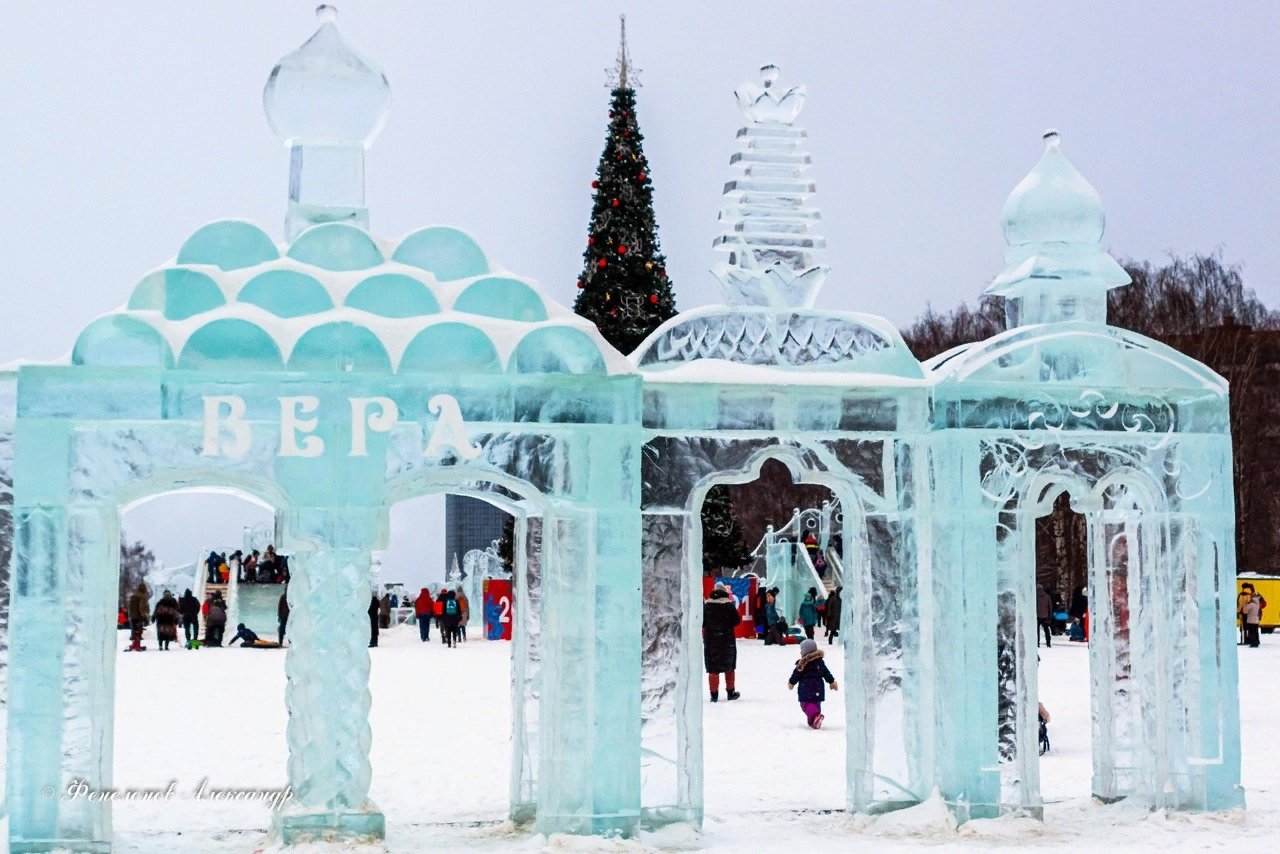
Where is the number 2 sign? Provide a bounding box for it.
[483,579,514,641]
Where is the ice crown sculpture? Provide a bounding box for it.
[712,65,829,309]
[986,130,1130,328]
[264,5,391,239]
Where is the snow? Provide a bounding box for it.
[93,626,1280,852]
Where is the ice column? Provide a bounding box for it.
[274,507,384,842]
[264,5,391,239]
[711,65,829,309]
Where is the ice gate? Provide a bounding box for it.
[1,11,1242,852]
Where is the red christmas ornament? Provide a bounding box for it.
[610,309,618,317]
[617,245,627,255]
[614,154,622,162]
[597,258,608,269]
[608,111,614,118]
[577,280,585,289]
[638,172,646,181]
[623,131,629,138]
[587,236,595,245]
[611,198,620,207]
[623,111,629,117]
[649,294,658,304]
[591,180,599,189]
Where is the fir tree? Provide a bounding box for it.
[701,486,753,575]
[573,16,676,354]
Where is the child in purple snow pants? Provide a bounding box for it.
[788,638,838,728]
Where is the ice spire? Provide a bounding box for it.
[711,65,828,309]
[606,14,641,89]
[987,130,1130,328]
[264,5,391,239]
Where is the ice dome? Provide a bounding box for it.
[1001,131,1105,247]
[263,5,390,147]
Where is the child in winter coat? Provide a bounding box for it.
[787,638,838,728]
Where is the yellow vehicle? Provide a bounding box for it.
[1237,573,1280,634]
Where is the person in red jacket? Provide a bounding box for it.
[414,587,435,643]
[434,590,448,644]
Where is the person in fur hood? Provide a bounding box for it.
[787,638,838,728]
[703,584,742,702]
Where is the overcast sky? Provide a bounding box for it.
[6,2,1279,579]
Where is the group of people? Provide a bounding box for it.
[704,582,839,729]
[1036,584,1090,647]
[405,587,470,648]
[751,585,843,646]
[122,582,288,651]
[203,544,289,586]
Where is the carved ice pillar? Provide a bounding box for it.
[275,505,383,843]
[639,510,695,823]
[536,500,642,836]
[925,436,1001,818]
[8,424,118,853]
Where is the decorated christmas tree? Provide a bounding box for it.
[572,15,677,354]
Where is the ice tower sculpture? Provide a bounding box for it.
[712,65,827,310]
[5,7,644,851]
[634,65,929,824]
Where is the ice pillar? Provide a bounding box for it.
[274,507,384,843]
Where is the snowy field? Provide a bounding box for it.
[78,626,1280,851]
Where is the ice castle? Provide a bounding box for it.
[1,9,1242,851]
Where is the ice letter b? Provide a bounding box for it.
[425,394,481,461]
[279,396,324,457]
[349,396,398,457]
[202,395,251,458]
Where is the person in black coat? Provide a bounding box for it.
[703,585,741,702]
[368,593,379,648]
[823,586,842,645]
[178,589,201,647]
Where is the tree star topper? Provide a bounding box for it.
[606,13,642,88]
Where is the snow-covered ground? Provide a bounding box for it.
[87,626,1280,851]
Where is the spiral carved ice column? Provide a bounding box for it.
[275,508,384,843]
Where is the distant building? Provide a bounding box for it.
[444,495,509,576]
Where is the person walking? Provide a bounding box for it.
[204,550,222,585]
[787,638,838,729]
[153,589,180,651]
[703,584,742,702]
[763,587,782,645]
[442,590,461,648]
[1036,584,1053,648]
[126,582,150,651]
[414,587,434,642]
[1242,591,1262,648]
[435,589,449,644]
[368,593,380,648]
[277,588,290,646]
[798,587,820,640]
[823,586,842,645]
[457,590,470,642]
[178,588,201,647]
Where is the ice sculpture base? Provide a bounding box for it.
[274,805,386,844]
[11,841,110,854]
